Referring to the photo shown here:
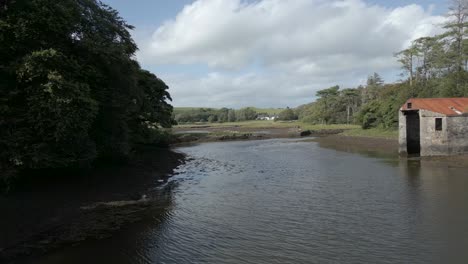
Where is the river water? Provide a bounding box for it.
[31,139,468,264]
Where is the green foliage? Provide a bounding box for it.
[14,49,99,168]
[174,108,223,123]
[356,101,380,129]
[236,107,257,121]
[0,0,174,179]
[300,0,468,130]
[277,107,298,121]
[228,109,236,122]
[298,85,356,125]
[250,107,283,115]
[173,107,262,123]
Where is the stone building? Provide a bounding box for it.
[399,98,468,156]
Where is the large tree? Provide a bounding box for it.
[0,0,173,175]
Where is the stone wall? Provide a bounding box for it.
[419,109,448,156]
[398,110,407,155]
[399,109,468,156]
[447,116,468,155]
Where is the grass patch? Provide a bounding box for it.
[175,120,359,130]
[341,128,398,139]
[299,123,359,131]
[175,121,397,140]
[175,120,287,128]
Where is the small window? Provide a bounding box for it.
[407,102,412,109]
[435,118,442,131]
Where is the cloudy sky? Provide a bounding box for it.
[101,0,448,108]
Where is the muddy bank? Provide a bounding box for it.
[312,134,399,157]
[0,147,184,263]
[172,126,345,144]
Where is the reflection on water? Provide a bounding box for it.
[30,139,468,264]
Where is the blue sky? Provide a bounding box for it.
[100,0,449,108]
[101,0,194,26]
[102,0,447,24]
[369,0,446,12]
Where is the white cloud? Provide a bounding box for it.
[137,0,446,107]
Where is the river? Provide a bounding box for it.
[28,138,468,264]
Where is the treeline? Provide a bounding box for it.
[174,107,295,123]
[298,0,468,129]
[0,0,174,182]
[175,107,255,123]
[297,73,404,129]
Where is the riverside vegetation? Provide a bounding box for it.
[0,0,174,190]
[297,0,468,129]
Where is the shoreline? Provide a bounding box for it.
[0,147,185,262]
[173,127,468,167]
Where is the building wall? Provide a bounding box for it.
[400,108,468,156]
[447,116,468,155]
[419,109,448,156]
[398,110,407,155]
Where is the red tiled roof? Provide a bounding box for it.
[401,98,468,116]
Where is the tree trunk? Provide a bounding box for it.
[346,105,350,125]
[409,52,414,87]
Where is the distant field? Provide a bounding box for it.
[341,127,398,139]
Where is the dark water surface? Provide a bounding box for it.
[30,139,468,264]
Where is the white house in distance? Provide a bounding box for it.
[256,114,277,121]
[399,98,468,156]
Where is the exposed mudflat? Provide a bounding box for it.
[172,125,345,144]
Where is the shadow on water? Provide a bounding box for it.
[311,136,398,159]
[18,185,177,264]
[0,148,183,263]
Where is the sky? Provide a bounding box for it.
[101,0,449,108]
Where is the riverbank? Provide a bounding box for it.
[0,147,184,262]
[173,122,468,165]
[172,121,356,144]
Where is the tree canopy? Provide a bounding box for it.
[0,0,174,177]
[298,0,468,129]
[173,107,265,123]
[277,107,297,121]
